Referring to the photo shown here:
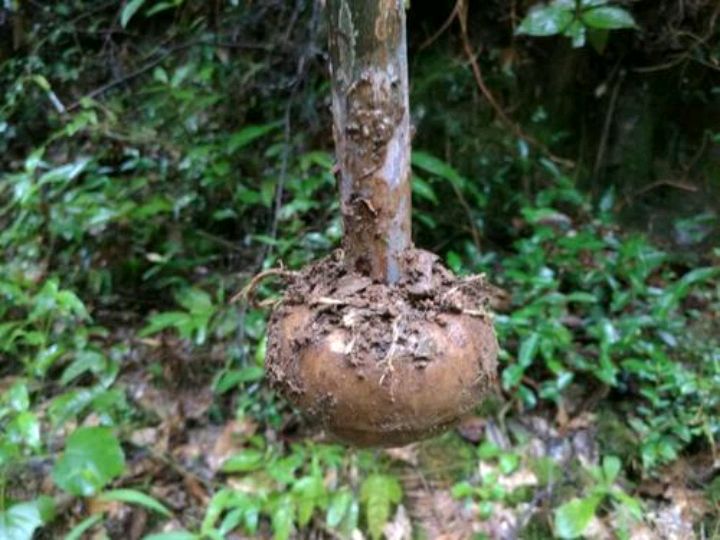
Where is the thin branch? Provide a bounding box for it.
[456,0,575,169]
[229,268,297,306]
[66,38,272,111]
[592,67,625,186]
[418,0,462,51]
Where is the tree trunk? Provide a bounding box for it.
[327,0,412,284]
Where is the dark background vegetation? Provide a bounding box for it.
[0,1,719,539]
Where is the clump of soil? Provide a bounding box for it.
[266,248,499,447]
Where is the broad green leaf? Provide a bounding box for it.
[7,382,30,411]
[215,366,265,394]
[564,19,586,48]
[360,474,403,540]
[292,476,327,527]
[52,427,125,496]
[326,489,353,528]
[99,489,172,517]
[60,351,107,386]
[581,6,635,29]
[201,489,232,534]
[451,481,474,499]
[502,364,525,390]
[554,496,601,538]
[7,411,40,449]
[64,513,103,540]
[31,74,51,91]
[0,502,43,540]
[55,290,90,320]
[411,175,439,204]
[121,0,146,28]
[517,5,574,36]
[38,160,89,186]
[602,455,621,483]
[175,287,213,314]
[611,489,644,520]
[142,532,198,540]
[48,388,97,427]
[35,496,55,524]
[657,267,719,318]
[499,453,520,475]
[271,494,295,540]
[0,441,20,468]
[139,311,190,338]
[227,123,281,153]
[146,1,180,17]
[411,152,465,189]
[221,449,265,473]
[518,333,540,367]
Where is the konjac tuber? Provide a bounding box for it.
[265,0,498,447]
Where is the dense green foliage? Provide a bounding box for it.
[1,1,719,538]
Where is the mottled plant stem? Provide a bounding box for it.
[327,0,412,283]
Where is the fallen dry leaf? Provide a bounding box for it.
[456,416,486,443]
[208,419,258,471]
[383,504,412,540]
[384,444,419,466]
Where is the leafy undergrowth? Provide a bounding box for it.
[1,154,717,538]
[2,1,720,539]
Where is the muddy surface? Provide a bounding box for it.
[266,248,499,446]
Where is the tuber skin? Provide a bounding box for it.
[266,250,499,447]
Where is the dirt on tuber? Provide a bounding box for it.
[266,248,499,447]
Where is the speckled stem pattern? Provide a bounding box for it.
[327,0,412,284]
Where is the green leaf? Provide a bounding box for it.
[60,351,107,386]
[7,411,40,449]
[142,532,198,540]
[292,476,327,527]
[55,290,90,320]
[0,502,43,540]
[201,488,233,534]
[611,489,644,520]
[52,427,125,497]
[411,152,466,189]
[499,453,520,475]
[99,489,172,517]
[175,287,213,314]
[326,489,353,528]
[227,123,281,154]
[602,455,621,483]
[360,474,403,540]
[564,19,586,48]
[271,494,295,540]
[139,311,190,338]
[502,364,525,389]
[451,481,474,499]
[7,382,30,411]
[657,267,719,318]
[581,6,635,29]
[411,175,439,204]
[554,496,601,539]
[518,332,540,367]
[221,449,265,473]
[517,5,574,36]
[121,0,146,28]
[35,496,55,524]
[64,513,103,540]
[215,366,265,394]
